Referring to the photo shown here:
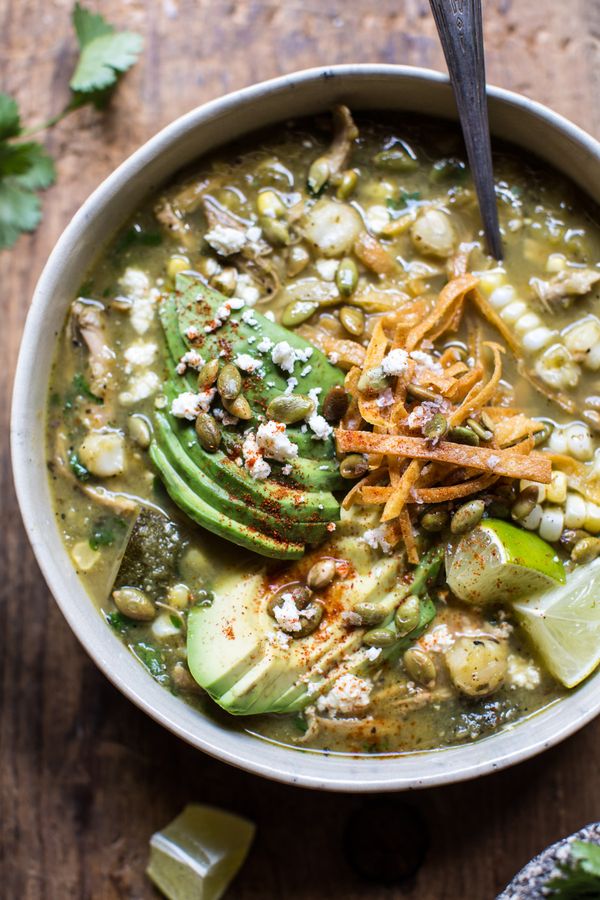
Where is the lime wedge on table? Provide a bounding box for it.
[146,804,255,900]
[514,558,600,688]
[446,518,565,606]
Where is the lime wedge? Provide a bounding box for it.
[146,804,255,900]
[514,558,600,687]
[446,518,565,606]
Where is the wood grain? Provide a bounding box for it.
[1,1,599,897]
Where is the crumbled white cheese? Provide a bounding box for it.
[235,353,261,373]
[264,311,276,322]
[119,268,159,335]
[185,325,200,341]
[235,273,261,306]
[300,364,313,378]
[124,341,158,372]
[256,420,299,462]
[241,308,258,327]
[267,629,291,649]
[205,302,233,333]
[175,349,204,375]
[381,348,409,376]
[242,432,272,479]
[365,646,383,662]
[307,413,333,441]
[205,225,247,256]
[376,387,395,408]
[284,377,298,395]
[270,341,314,375]
[170,388,216,419]
[272,593,303,632]
[410,349,443,376]
[507,654,541,690]
[246,225,262,244]
[487,454,501,469]
[341,610,362,627]
[118,371,161,405]
[257,336,274,354]
[315,258,339,281]
[419,624,455,653]
[362,525,392,554]
[308,387,322,408]
[365,204,390,235]
[281,463,293,475]
[213,407,239,426]
[316,674,373,717]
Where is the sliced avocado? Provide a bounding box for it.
[153,411,329,545]
[187,544,404,714]
[149,443,305,560]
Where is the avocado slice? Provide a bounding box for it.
[149,443,305,560]
[187,539,404,715]
[153,411,329,545]
[151,275,349,558]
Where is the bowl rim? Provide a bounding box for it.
[11,63,600,792]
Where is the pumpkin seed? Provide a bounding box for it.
[195,412,222,452]
[223,393,252,420]
[323,385,349,422]
[373,145,418,172]
[511,486,540,521]
[363,627,396,648]
[167,254,190,280]
[128,414,152,449]
[307,157,330,194]
[306,558,337,590]
[259,216,290,246]
[340,305,365,337]
[287,244,311,277]
[257,189,286,218]
[210,266,237,297]
[450,499,485,534]
[294,601,324,637]
[423,413,448,442]
[571,536,600,564]
[358,366,389,394]
[217,363,242,400]
[447,425,480,446]
[420,508,449,533]
[406,383,439,402]
[112,587,156,621]
[466,417,493,441]
[560,528,590,550]
[480,410,497,433]
[403,647,436,686]
[339,454,369,479]
[353,601,387,626]
[281,299,319,327]
[266,394,315,424]
[336,257,359,297]
[394,595,421,637]
[336,169,358,200]
[197,358,220,389]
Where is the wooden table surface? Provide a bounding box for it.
[2,1,600,897]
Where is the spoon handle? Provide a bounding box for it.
[429,0,503,259]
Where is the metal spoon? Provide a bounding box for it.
[429,0,503,259]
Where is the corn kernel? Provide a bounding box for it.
[565,492,587,529]
[520,480,547,502]
[539,507,564,543]
[167,582,191,610]
[488,284,516,309]
[478,269,506,294]
[546,470,568,504]
[500,300,528,325]
[71,541,100,572]
[546,253,567,273]
[521,504,543,531]
[514,312,542,336]
[584,501,600,534]
[521,327,555,353]
[566,423,594,461]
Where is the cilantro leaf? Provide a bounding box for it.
[0,93,21,141]
[70,4,143,96]
[572,841,600,877]
[0,183,42,249]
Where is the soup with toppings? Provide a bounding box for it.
[46,107,600,755]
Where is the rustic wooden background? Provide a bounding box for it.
[2,1,600,897]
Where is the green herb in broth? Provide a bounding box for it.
[45,106,600,756]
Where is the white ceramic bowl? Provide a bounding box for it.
[12,65,600,791]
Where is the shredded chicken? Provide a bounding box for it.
[69,300,114,399]
[530,267,600,310]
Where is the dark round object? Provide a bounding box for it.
[343,797,429,885]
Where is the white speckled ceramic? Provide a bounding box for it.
[11,66,600,791]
